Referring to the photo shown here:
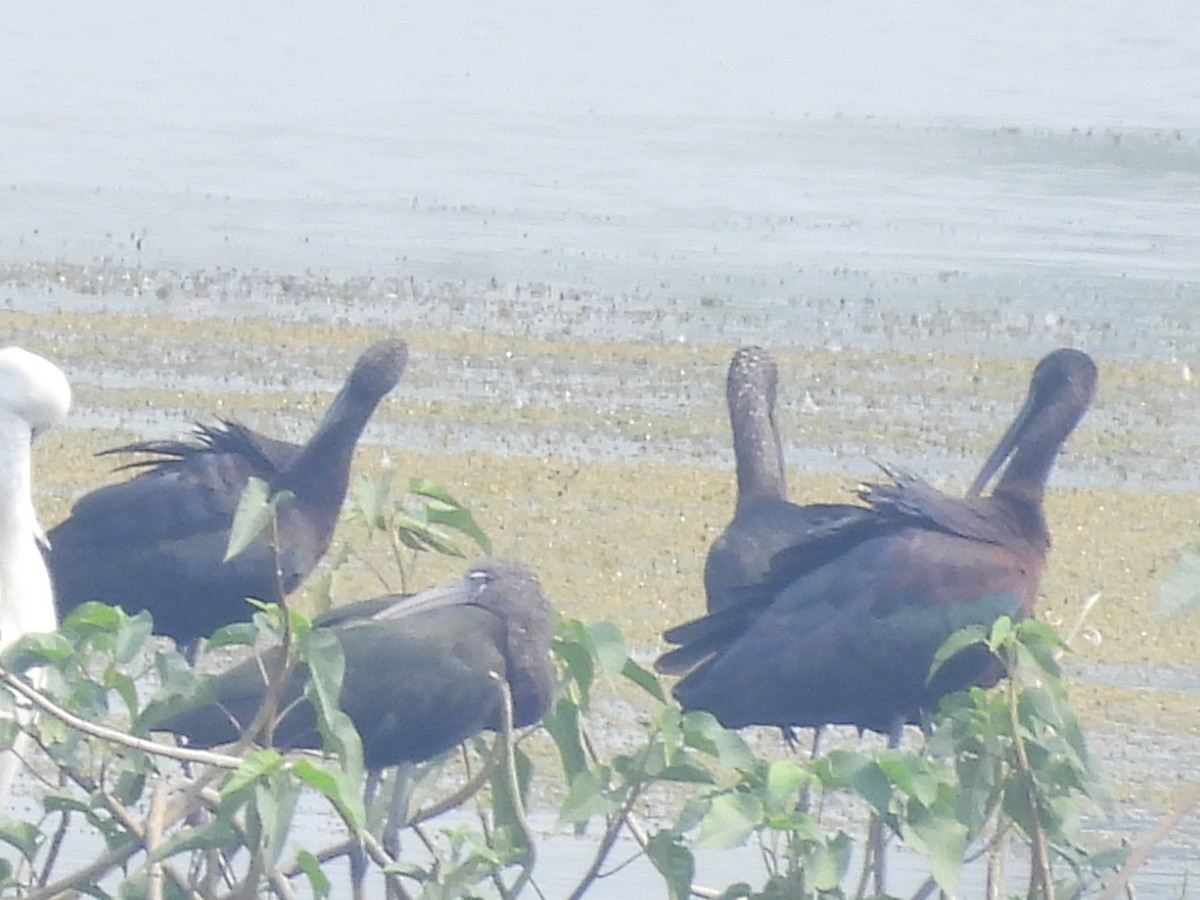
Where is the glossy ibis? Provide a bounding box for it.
[47,339,408,648]
[705,346,881,615]
[0,347,71,803]
[657,348,1097,736]
[147,558,556,769]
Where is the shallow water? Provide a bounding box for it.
[2,0,1198,895]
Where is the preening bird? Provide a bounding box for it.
[148,558,556,768]
[658,349,1098,739]
[47,340,408,648]
[0,347,71,804]
[149,557,555,894]
[704,346,881,615]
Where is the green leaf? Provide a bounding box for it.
[559,769,616,825]
[109,613,152,667]
[900,802,967,894]
[656,760,718,784]
[803,835,847,892]
[490,744,533,851]
[61,601,126,635]
[587,621,629,679]
[622,657,666,701]
[225,476,274,561]
[350,471,394,531]
[112,768,148,808]
[680,711,755,771]
[294,850,331,898]
[425,505,492,555]
[103,670,140,720]
[928,624,987,684]
[392,508,466,557]
[1013,619,1068,678]
[301,628,365,802]
[813,748,871,789]
[696,792,762,849]
[0,820,42,860]
[851,762,895,817]
[1159,542,1200,619]
[293,759,367,831]
[764,759,809,813]
[1001,777,1037,835]
[542,697,589,781]
[675,793,713,834]
[254,777,301,872]
[1015,618,1068,649]
[1,631,76,670]
[876,751,942,806]
[988,615,1014,649]
[646,831,694,900]
[553,629,596,704]
[149,817,239,862]
[406,478,491,551]
[204,620,261,649]
[223,749,286,797]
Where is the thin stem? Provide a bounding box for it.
[1057,592,1102,654]
[24,770,228,900]
[491,674,535,899]
[1096,776,1200,900]
[563,779,644,900]
[0,666,241,768]
[37,808,70,888]
[574,723,729,900]
[146,776,167,900]
[1005,674,1055,900]
[250,509,300,751]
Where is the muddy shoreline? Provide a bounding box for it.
[8,267,1200,881]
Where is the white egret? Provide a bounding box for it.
[0,346,71,805]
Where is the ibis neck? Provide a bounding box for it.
[274,386,377,510]
[989,423,1071,550]
[731,404,787,511]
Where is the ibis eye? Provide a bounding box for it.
[467,568,494,595]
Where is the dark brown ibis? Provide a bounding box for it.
[146,558,556,771]
[705,346,883,615]
[47,340,408,647]
[657,348,1097,736]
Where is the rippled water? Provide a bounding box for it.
[3,1,1198,315]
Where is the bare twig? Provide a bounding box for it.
[1058,592,1103,654]
[1097,777,1200,900]
[409,750,500,826]
[0,666,241,769]
[490,673,535,899]
[146,776,167,900]
[1006,675,1055,900]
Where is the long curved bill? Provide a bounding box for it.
[967,383,1039,498]
[368,578,475,623]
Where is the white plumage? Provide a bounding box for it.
[0,347,71,805]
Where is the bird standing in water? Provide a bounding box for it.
[48,340,408,649]
[0,347,71,804]
[658,349,1097,739]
